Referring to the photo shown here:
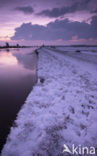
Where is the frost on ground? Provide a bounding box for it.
[2,47,97,156]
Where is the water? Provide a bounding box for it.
[0,48,37,152]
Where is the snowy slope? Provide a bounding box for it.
[2,47,97,156]
[48,46,97,64]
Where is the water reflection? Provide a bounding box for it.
[0,52,18,65]
[0,48,37,152]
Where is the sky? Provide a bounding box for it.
[0,0,97,45]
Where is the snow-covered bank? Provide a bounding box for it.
[2,47,97,156]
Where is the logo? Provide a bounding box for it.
[63,144,96,155]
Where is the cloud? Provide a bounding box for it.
[15,6,34,14]
[91,9,97,13]
[11,16,97,41]
[37,0,92,18]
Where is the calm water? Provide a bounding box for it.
[0,48,37,152]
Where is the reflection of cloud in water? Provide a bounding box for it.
[0,52,18,65]
[14,52,36,70]
[0,50,37,82]
[0,48,37,71]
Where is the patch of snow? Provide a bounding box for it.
[2,47,97,156]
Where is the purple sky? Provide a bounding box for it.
[0,0,97,45]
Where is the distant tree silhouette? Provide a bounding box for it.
[16,44,19,48]
[5,42,9,48]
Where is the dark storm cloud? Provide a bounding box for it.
[91,9,97,13]
[37,0,92,17]
[0,0,21,8]
[11,16,97,41]
[15,6,34,14]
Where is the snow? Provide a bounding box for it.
[2,47,97,156]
